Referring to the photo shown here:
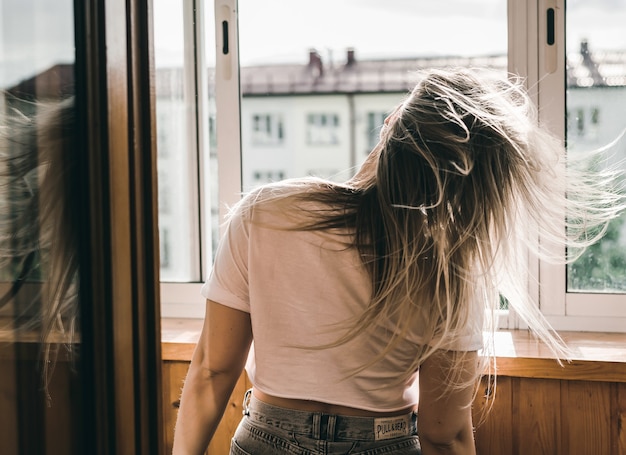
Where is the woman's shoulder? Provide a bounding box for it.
[242,177,342,207]
[230,177,349,226]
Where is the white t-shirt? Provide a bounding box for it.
[201,190,484,412]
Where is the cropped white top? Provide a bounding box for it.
[201,191,484,412]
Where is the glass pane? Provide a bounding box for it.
[0,0,82,453]
[154,0,217,281]
[238,0,508,191]
[566,1,626,293]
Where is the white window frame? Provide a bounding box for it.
[506,0,626,332]
[160,0,241,319]
[162,0,626,332]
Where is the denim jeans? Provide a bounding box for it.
[229,390,421,455]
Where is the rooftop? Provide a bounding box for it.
[238,51,509,95]
[237,42,626,96]
[5,41,626,100]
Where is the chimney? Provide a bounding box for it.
[580,39,589,56]
[308,49,323,77]
[579,39,605,86]
[346,48,356,66]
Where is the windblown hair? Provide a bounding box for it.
[233,67,624,388]
[0,96,79,395]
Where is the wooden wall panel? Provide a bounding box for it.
[207,373,250,455]
[562,381,612,455]
[0,344,81,455]
[45,358,81,455]
[162,361,192,455]
[162,360,251,455]
[161,358,626,455]
[0,346,18,454]
[611,382,626,455]
[514,378,561,455]
[474,376,513,455]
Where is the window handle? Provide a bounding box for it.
[222,20,229,55]
[544,1,558,74]
[547,8,555,45]
[216,2,236,80]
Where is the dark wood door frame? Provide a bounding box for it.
[74,0,163,453]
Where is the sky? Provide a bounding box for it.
[1,0,626,88]
[235,0,508,65]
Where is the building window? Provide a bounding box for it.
[252,170,286,185]
[157,170,170,214]
[367,111,387,149]
[307,168,340,178]
[576,108,585,136]
[307,113,339,145]
[567,106,602,141]
[591,107,600,125]
[160,228,170,269]
[252,113,284,145]
[209,115,217,148]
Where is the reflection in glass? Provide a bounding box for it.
[566,2,626,293]
[0,0,82,453]
[237,0,508,191]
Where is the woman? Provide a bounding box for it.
[172,68,623,454]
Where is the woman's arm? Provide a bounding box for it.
[172,299,253,455]
[418,350,478,455]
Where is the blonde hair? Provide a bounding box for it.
[235,67,624,390]
[0,96,79,399]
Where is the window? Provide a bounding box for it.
[237,0,507,191]
[251,113,284,145]
[252,170,286,185]
[158,0,509,318]
[157,169,171,214]
[367,111,387,150]
[307,113,340,145]
[0,1,84,450]
[534,0,626,331]
[565,14,626,293]
[307,168,341,178]
[160,228,171,269]
[154,0,221,316]
[157,0,626,332]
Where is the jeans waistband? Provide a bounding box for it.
[242,389,418,442]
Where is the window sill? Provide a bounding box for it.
[161,318,626,383]
[489,330,626,382]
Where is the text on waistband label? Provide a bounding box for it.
[373,416,410,441]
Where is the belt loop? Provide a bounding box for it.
[312,413,322,439]
[242,388,252,416]
[326,415,337,442]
